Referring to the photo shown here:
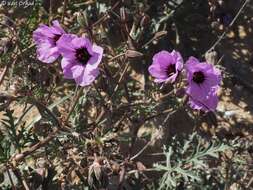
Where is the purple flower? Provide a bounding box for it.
[148,50,183,83]
[188,89,218,111]
[56,34,103,86]
[33,20,66,63]
[186,56,221,111]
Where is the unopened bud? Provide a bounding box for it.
[88,161,108,189]
[111,163,120,174]
[120,7,128,22]
[154,31,167,39]
[14,153,24,162]
[76,11,89,27]
[205,49,218,65]
[125,50,143,58]
[140,14,150,27]
[0,37,12,55]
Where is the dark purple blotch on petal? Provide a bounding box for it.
[75,47,92,65]
[192,71,205,84]
[167,64,176,77]
[57,34,104,87]
[33,20,66,64]
[185,56,221,112]
[148,50,183,83]
[52,34,62,45]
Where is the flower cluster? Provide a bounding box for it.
[149,50,221,112]
[33,21,221,112]
[33,20,103,87]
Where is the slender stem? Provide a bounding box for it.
[118,165,126,189]
[15,105,33,127]
[0,65,8,86]
[207,0,250,52]
[61,0,68,23]
[22,180,30,190]
[108,53,126,62]
[130,140,153,161]
[0,24,32,86]
[11,166,31,190]
[110,63,129,98]
[93,83,108,107]
[65,87,84,122]
[247,177,253,189]
[5,165,17,190]
[12,128,59,162]
[128,108,177,159]
[49,0,52,23]
[91,1,121,28]
[6,93,87,185]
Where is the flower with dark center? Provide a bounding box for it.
[33,20,66,63]
[192,71,205,84]
[75,47,91,65]
[53,34,62,45]
[186,56,221,111]
[167,64,176,77]
[57,34,103,86]
[148,50,183,83]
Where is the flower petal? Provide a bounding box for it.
[86,44,104,70]
[152,51,173,70]
[189,92,218,112]
[58,35,103,86]
[149,50,183,83]
[61,58,75,79]
[57,34,77,59]
[148,64,168,80]
[186,56,221,101]
[72,37,92,51]
[52,20,66,34]
[33,20,66,64]
[37,43,59,63]
[33,24,55,42]
[74,68,100,86]
[171,50,183,71]
[71,64,85,79]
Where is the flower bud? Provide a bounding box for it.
[154,31,167,39]
[76,11,89,27]
[120,7,128,22]
[140,14,150,28]
[0,37,12,55]
[111,163,120,174]
[125,50,143,58]
[205,49,218,65]
[0,14,14,28]
[88,160,108,189]
[14,153,24,162]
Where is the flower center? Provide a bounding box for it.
[193,71,205,84]
[167,64,176,76]
[53,34,61,45]
[75,47,91,65]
